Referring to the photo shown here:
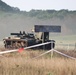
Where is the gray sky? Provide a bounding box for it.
[2,0,76,11]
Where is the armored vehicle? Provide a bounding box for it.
[3,25,61,50]
[3,31,55,49]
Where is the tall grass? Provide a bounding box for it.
[0,50,76,75]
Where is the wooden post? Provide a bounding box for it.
[51,42,54,59]
[51,49,53,59]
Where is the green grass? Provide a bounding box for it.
[50,34,76,44]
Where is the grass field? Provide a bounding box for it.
[0,35,76,75]
[0,49,76,75]
[50,34,76,44]
[50,34,76,50]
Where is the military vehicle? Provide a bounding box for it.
[3,25,61,50]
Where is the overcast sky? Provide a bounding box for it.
[2,0,76,11]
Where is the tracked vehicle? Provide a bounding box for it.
[3,31,36,49]
[3,25,61,50]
